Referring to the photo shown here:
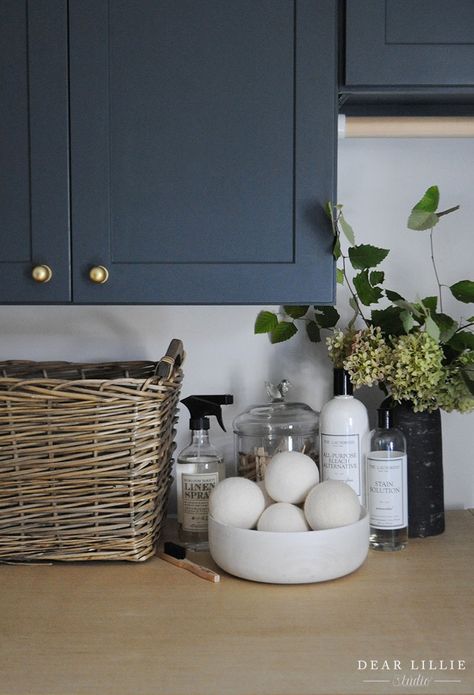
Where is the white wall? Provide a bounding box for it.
[338,137,474,510]
[0,138,472,509]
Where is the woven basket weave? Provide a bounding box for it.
[0,339,184,562]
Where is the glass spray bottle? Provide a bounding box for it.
[176,395,233,550]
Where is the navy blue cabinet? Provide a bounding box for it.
[345,0,474,87]
[0,0,70,302]
[69,0,337,304]
[343,1,474,113]
[0,0,337,305]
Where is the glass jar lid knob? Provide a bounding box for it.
[265,379,291,403]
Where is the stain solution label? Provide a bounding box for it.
[367,453,408,529]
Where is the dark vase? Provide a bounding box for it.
[387,400,445,538]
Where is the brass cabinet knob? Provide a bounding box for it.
[89,265,109,284]
[32,265,53,283]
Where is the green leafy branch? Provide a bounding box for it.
[404,187,474,368]
[407,185,461,313]
[254,304,340,345]
[329,203,389,327]
[255,185,473,372]
[254,186,474,410]
[254,203,392,344]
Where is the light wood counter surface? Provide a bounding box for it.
[0,510,472,695]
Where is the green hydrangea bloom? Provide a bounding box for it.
[438,351,474,413]
[387,332,444,412]
[342,326,392,388]
[326,329,357,369]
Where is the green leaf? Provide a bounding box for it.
[326,202,338,240]
[407,209,439,231]
[255,311,278,334]
[270,321,298,344]
[349,297,358,312]
[339,214,355,245]
[333,236,341,260]
[283,305,309,319]
[425,315,440,342]
[407,187,441,229]
[421,296,438,313]
[348,297,359,329]
[371,306,404,337]
[370,271,384,286]
[407,186,440,230]
[353,270,384,306]
[325,201,334,224]
[336,267,344,284]
[413,186,440,213]
[400,310,415,333]
[384,290,422,318]
[392,299,423,318]
[348,244,389,270]
[386,289,404,302]
[467,316,474,323]
[306,321,321,343]
[413,303,427,320]
[448,331,474,352]
[432,313,458,344]
[450,280,474,303]
[314,305,340,328]
[460,367,474,396]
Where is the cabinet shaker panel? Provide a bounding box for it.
[70,0,336,304]
[345,0,474,88]
[0,0,70,302]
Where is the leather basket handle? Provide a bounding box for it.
[155,339,184,379]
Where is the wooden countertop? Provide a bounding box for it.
[0,510,472,695]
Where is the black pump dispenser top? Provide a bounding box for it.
[334,368,353,396]
[377,407,393,429]
[180,394,234,431]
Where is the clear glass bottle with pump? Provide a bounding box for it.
[367,407,408,551]
[176,395,232,550]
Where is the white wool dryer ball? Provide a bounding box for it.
[209,477,266,529]
[304,480,361,530]
[257,502,310,532]
[264,451,319,504]
[257,480,274,510]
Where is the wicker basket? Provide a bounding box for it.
[0,339,184,562]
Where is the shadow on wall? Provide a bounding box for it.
[356,385,386,429]
[263,328,333,413]
[0,306,153,362]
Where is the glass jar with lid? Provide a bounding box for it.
[233,380,319,481]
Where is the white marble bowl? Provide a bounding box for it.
[208,507,369,584]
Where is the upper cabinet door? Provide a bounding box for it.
[0,0,70,303]
[69,0,337,304]
[345,0,474,87]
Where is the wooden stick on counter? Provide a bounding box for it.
[158,552,220,583]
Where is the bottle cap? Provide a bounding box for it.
[333,368,353,396]
[190,416,210,431]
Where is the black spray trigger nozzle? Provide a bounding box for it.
[180,394,233,432]
[213,402,226,432]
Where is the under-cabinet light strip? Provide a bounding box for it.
[338,114,474,138]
